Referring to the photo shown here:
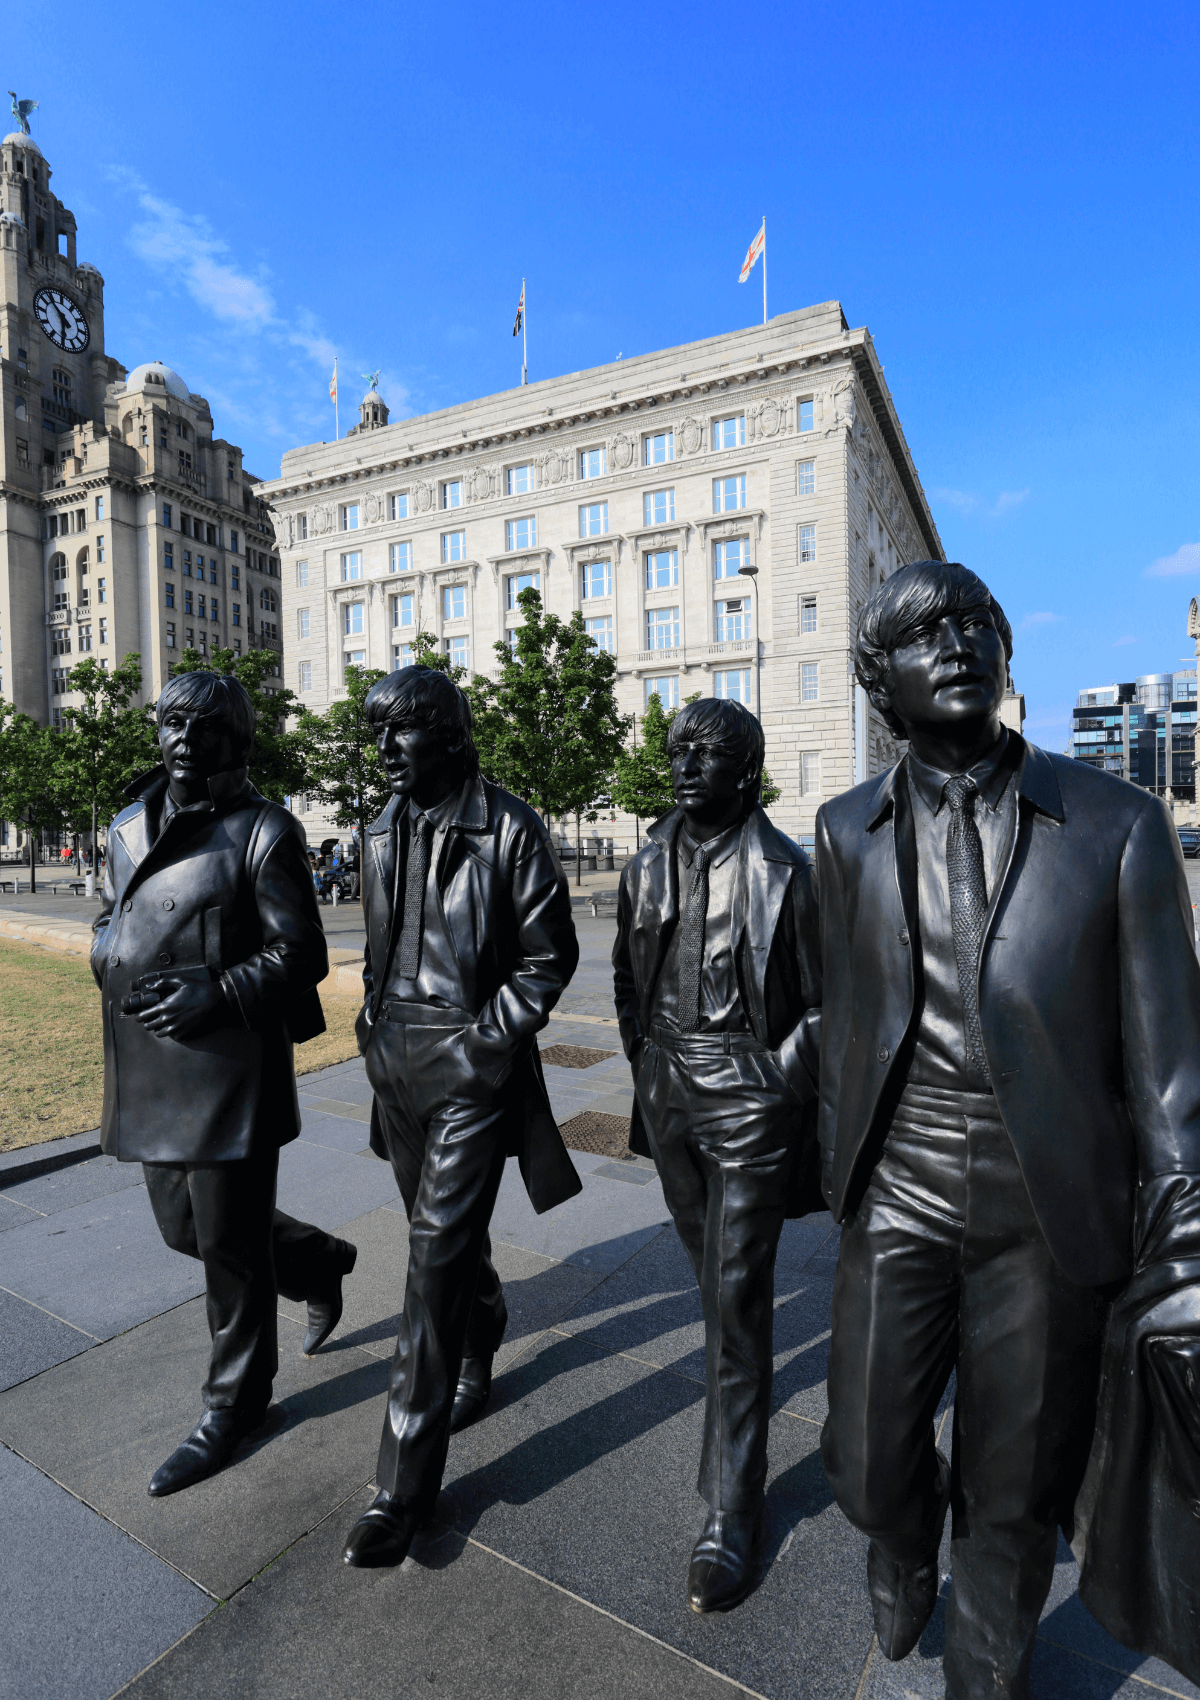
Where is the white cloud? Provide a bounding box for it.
[932,487,1031,520]
[992,488,1030,515]
[116,172,275,328]
[932,487,979,515]
[1113,635,1138,646]
[1144,540,1200,578]
[1021,611,1061,628]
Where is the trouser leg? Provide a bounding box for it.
[270,1210,351,1305]
[144,1152,280,1416]
[942,1116,1109,1700]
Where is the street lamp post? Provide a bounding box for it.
[737,563,761,719]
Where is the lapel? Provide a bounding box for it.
[638,809,681,1012]
[982,736,1065,945]
[367,795,404,1005]
[731,806,796,967]
[865,760,920,948]
[119,767,254,903]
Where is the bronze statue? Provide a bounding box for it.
[92,672,356,1498]
[613,696,822,1613]
[342,667,581,1570]
[817,560,1200,1696]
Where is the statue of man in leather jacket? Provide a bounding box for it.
[92,672,356,1499]
[341,666,581,1571]
[817,561,1200,1697]
[613,696,822,1614]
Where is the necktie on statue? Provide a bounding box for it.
[676,845,711,1034]
[944,774,990,1083]
[397,813,430,980]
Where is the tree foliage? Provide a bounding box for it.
[611,691,783,822]
[53,654,158,842]
[292,663,390,850]
[171,645,305,800]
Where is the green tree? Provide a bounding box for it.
[611,691,676,825]
[171,645,305,801]
[409,628,466,682]
[293,663,390,853]
[0,702,63,893]
[761,767,781,807]
[53,653,158,864]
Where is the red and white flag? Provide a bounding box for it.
[513,281,525,337]
[739,220,765,283]
[329,358,338,404]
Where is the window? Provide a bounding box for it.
[644,430,673,465]
[645,676,679,709]
[165,582,175,608]
[713,414,745,451]
[232,639,241,655]
[232,603,241,627]
[506,515,537,551]
[97,577,107,604]
[298,608,310,639]
[179,451,193,476]
[801,751,822,795]
[392,592,414,629]
[297,513,308,540]
[298,661,313,692]
[714,598,748,642]
[184,589,194,615]
[579,446,607,480]
[96,535,105,563]
[393,642,415,667]
[797,459,815,495]
[230,529,239,552]
[646,606,680,649]
[713,538,749,580]
[198,630,208,657]
[344,649,366,678]
[389,492,409,520]
[441,480,463,510]
[579,502,608,537]
[798,398,814,433]
[507,570,541,608]
[799,524,816,563]
[581,559,612,599]
[714,668,751,703]
[211,598,219,621]
[443,585,467,621]
[230,563,240,590]
[343,602,365,636]
[52,667,69,695]
[645,549,678,590]
[341,552,363,581]
[341,502,360,531]
[507,464,534,495]
[584,615,613,654]
[162,504,172,528]
[185,627,194,646]
[296,560,309,587]
[800,594,818,633]
[390,541,412,573]
[95,496,104,521]
[442,530,466,563]
[801,662,820,702]
[445,635,469,668]
[260,587,278,613]
[98,617,107,645]
[713,475,746,513]
[643,488,675,525]
[183,551,193,578]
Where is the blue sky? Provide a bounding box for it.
[9,0,1199,750]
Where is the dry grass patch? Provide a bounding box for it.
[0,935,363,1153]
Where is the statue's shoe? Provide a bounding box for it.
[303,1239,358,1356]
[450,1355,494,1433]
[342,1491,423,1569]
[687,1506,761,1613]
[867,1452,951,1661]
[148,1405,268,1498]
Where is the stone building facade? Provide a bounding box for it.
[0,127,281,754]
[258,302,942,847]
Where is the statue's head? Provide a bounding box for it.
[155,671,256,785]
[666,696,765,822]
[855,561,1012,742]
[364,666,477,800]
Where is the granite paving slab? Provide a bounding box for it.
[289,1110,373,1156]
[437,1326,873,1700]
[0,1298,387,1600]
[0,1443,212,1700]
[0,1286,95,1393]
[119,1491,744,1700]
[0,1184,206,1339]
[298,1071,375,1108]
[478,1155,671,1272]
[0,1195,41,1233]
[0,1151,145,1216]
[273,1132,400,1226]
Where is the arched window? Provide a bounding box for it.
[76,546,89,570]
[50,552,67,578]
[122,413,133,438]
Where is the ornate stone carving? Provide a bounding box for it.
[612,433,636,471]
[831,379,857,433]
[758,397,782,438]
[1189,598,1200,641]
[539,448,570,486]
[680,417,703,455]
[311,503,335,536]
[467,465,493,504]
[364,491,384,526]
[413,480,435,514]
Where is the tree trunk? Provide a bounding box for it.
[28,826,36,894]
[575,812,581,886]
[92,797,98,877]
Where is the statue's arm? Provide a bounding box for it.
[90,829,120,987]
[612,864,643,1067]
[773,853,822,1102]
[221,815,330,1029]
[813,806,851,1208]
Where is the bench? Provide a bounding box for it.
[0,877,21,894]
[587,892,620,919]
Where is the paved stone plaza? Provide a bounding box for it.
[2,903,1198,1699]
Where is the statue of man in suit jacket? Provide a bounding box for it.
[613,697,822,1614]
[93,672,356,1498]
[342,666,581,1570]
[817,560,1200,1697]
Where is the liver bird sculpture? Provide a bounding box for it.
[8,93,37,135]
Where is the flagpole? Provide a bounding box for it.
[762,216,767,325]
[522,278,528,386]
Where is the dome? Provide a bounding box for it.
[3,132,42,155]
[362,384,382,406]
[77,260,101,276]
[124,361,191,400]
[0,208,24,225]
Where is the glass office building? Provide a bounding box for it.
[1072,670,1198,799]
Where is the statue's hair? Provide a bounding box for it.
[363,666,479,774]
[666,696,765,808]
[855,561,1013,738]
[155,670,257,759]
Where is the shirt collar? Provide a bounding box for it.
[409,788,459,833]
[907,729,1016,816]
[679,819,743,869]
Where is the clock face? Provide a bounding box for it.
[34,288,90,352]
